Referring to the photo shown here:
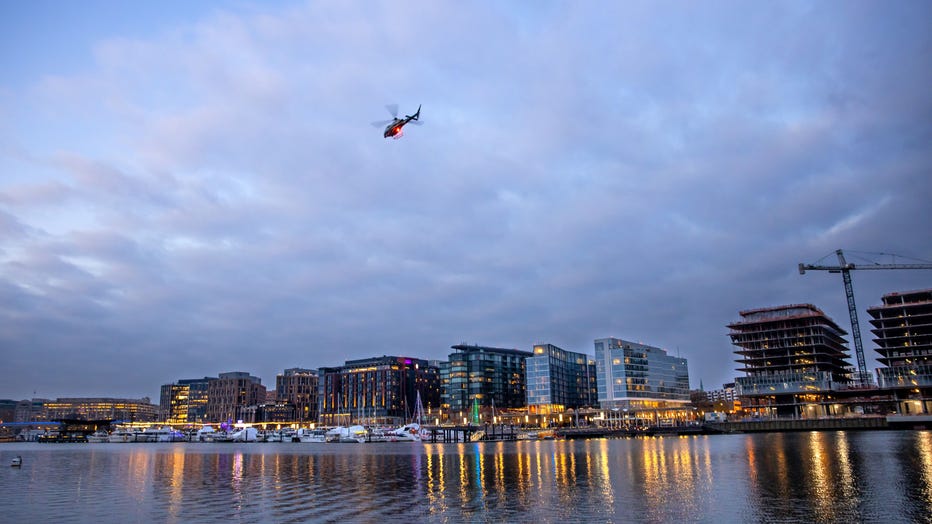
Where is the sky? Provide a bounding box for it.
[2,1,931,402]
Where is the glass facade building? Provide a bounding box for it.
[526,343,598,414]
[443,344,533,414]
[160,377,214,424]
[594,338,690,410]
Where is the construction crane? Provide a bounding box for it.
[799,249,932,384]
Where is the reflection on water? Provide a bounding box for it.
[1,431,930,523]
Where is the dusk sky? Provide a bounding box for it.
[2,1,930,402]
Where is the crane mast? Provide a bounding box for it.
[799,249,932,385]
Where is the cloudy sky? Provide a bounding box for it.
[2,1,930,402]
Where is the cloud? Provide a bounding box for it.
[1,1,930,400]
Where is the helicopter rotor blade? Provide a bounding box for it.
[385,104,399,118]
[371,119,394,127]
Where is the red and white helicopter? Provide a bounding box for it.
[372,104,421,139]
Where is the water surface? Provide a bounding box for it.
[1,431,930,523]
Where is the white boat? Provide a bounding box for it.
[108,428,143,443]
[325,425,368,443]
[229,427,258,442]
[342,425,368,443]
[325,426,345,442]
[144,427,184,442]
[196,425,217,442]
[86,430,110,443]
[390,423,422,442]
[11,456,22,467]
[295,428,327,443]
[263,428,297,442]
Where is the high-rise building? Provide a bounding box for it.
[205,372,266,423]
[276,368,319,422]
[867,288,932,414]
[593,338,690,410]
[526,343,598,414]
[160,377,214,424]
[729,304,853,417]
[443,344,534,416]
[318,356,440,426]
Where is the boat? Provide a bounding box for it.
[390,423,422,442]
[11,456,22,467]
[143,427,185,442]
[325,426,346,442]
[86,430,110,443]
[229,427,258,442]
[325,425,367,443]
[108,427,143,443]
[259,428,297,442]
[295,428,327,443]
[195,425,217,442]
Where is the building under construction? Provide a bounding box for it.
[729,304,854,418]
[868,288,932,415]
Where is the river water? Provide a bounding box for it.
[1,431,930,523]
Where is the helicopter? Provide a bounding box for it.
[372,104,421,139]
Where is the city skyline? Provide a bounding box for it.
[2,2,931,401]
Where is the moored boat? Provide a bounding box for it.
[86,430,110,443]
[295,428,327,443]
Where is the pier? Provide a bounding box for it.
[421,424,521,443]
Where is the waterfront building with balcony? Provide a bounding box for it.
[593,338,691,420]
[729,304,853,418]
[205,372,266,423]
[868,288,932,415]
[276,368,319,423]
[318,356,441,426]
[526,343,598,415]
[708,383,738,404]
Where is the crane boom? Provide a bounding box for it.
[798,249,932,385]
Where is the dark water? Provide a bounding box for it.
[1,431,930,523]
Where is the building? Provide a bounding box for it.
[593,338,691,416]
[0,399,17,423]
[526,343,598,414]
[707,383,738,404]
[159,377,214,424]
[868,288,932,414]
[318,356,441,426]
[442,344,534,420]
[276,368,319,423]
[729,304,853,418]
[43,397,159,422]
[14,399,51,422]
[205,372,267,423]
